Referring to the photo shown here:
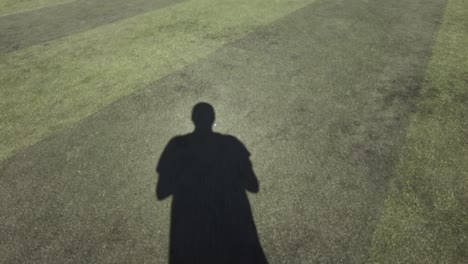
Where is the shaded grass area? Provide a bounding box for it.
[0,0,73,17]
[0,0,314,161]
[368,0,468,262]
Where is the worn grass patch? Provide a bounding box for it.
[368,0,468,263]
[0,0,314,161]
[0,0,74,17]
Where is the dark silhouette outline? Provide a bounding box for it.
[156,102,268,264]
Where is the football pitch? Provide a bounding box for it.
[1,0,467,263]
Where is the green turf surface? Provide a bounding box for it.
[1,0,451,262]
[0,0,74,17]
[1,0,466,262]
[368,0,468,262]
[0,0,314,161]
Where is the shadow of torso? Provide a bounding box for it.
[157,132,268,264]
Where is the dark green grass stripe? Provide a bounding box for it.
[0,0,73,17]
[0,0,187,54]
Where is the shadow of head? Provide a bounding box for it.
[192,102,215,133]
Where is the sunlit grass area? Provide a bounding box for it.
[0,0,74,17]
[0,0,314,161]
[368,0,468,262]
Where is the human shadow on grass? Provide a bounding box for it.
[156,102,268,264]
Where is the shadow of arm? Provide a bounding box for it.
[234,137,259,193]
[156,173,172,200]
[241,158,259,193]
[156,138,178,200]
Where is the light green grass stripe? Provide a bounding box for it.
[0,0,74,17]
[0,0,314,161]
[368,0,468,263]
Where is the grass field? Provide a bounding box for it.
[0,0,466,263]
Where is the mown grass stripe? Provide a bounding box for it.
[0,0,74,17]
[0,0,187,54]
[367,0,468,262]
[0,0,315,161]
